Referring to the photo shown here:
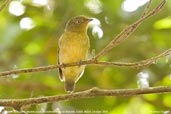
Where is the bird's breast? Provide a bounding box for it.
[59,31,90,63]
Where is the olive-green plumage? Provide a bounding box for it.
[58,16,92,92]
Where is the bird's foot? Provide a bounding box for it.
[61,63,66,68]
[79,60,83,67]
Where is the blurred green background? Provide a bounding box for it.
[0,0,171,113]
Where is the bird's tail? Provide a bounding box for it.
[65,80,75,92]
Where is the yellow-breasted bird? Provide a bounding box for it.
[58,15,93,92]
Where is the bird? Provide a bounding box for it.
[58,15,93,92]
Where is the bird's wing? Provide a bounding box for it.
[58,46,64,82]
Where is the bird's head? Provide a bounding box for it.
[65,15,93,32]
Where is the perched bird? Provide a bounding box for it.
[58,15,93,92]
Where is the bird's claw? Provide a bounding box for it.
[79,60,83,67]
[61,63,66,68]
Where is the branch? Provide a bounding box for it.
[0,0,168,77]
[0,48,171,77]
[141,0,152,18]
[95,0,166,59]
[0,1,170,112]
[97,48,171,68]
[0,86,171,110]
[0,0,10,12]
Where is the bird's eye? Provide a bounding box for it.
[75,20,82,24]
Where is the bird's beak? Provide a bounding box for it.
[86,18,93,22]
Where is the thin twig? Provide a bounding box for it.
[141,0,152,18]
[0,48,171,77]
[93,48,171,68]
[0,0,11,12]
[95,0,166,59]
[0,0,169,111]
[0,86,171,110]
[0,0,167,76]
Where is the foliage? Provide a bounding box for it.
[0,0,171,113]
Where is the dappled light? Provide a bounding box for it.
[0,0,171,113]
[89,18,101,27]
[166,55,171,63]
[19,17,35,30]
[92,26,103,39]
[84,0,102,14]
[24,42,41,55]
[122,0,149,12]
[32,0,48,6]
[0,106,7,114]
[11,65,19,79]
[8,1,25,16]
[89,18,103,39]
[137,72,150,88]
[154,17,171,29]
